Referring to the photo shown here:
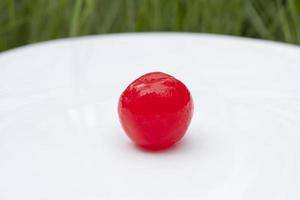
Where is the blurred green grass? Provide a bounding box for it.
[0,0,300,51]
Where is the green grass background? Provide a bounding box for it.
[1,0,300,52]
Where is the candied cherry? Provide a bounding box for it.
[118,72,193,150]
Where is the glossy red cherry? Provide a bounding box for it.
[118,72,193,150]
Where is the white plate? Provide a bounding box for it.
[0,33,300,200]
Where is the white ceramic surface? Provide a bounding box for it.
[0,33,300,200]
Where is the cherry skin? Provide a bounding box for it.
[118,72,193,150]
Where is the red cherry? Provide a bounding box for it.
[118,72,193,150]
